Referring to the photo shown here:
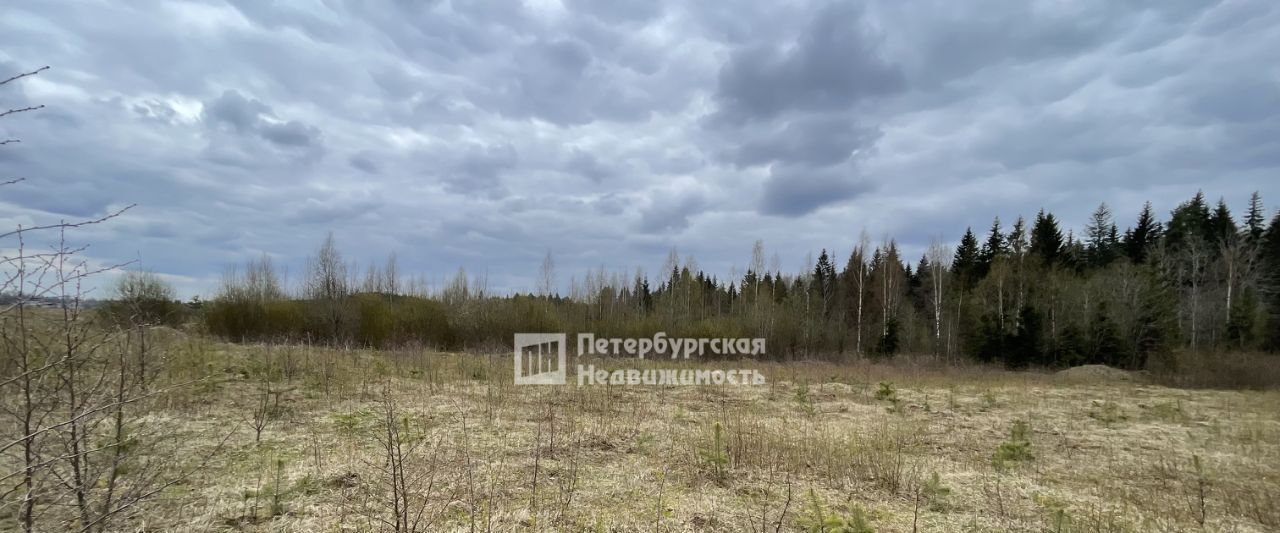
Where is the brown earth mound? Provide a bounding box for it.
[1056,364,1136,382]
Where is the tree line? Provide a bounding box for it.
[197,190,1280,369]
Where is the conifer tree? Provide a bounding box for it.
[1123,201,1162,264]
[1132,270,1177,369]
[1007,216,1028,257]
[812,249,837,324]
[1208,198,1237,245]
[1006,305,1042,368]
[977,217,1007,277]
[1263,212,1280,351]
[638,275,653,313]
[952,227,980,288]
[1061,230,1087,273]
[1244,192,1266,243]
[1085,203,1118,268]
[1165,191,1212,250]
[1029,210,1065,267]
[1088,300,1124,366]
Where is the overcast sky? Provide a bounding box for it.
[2,0,1277,298]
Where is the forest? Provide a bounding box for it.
[198,190,1280,373]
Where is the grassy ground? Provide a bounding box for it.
[27,335,1280,531]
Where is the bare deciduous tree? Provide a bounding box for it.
[1,65,225,532]
[536,250,556,297]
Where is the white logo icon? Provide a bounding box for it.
[514,333,566,385]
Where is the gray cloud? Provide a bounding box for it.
[204,90,269,133]
[565,0,664,24]
[202,90,323,150]
[638,189,708,234]
[445,142,518,194]
[259,120,321,148]
[564,149,615,182]
[758,164,873,217]
[0,0,1276,297]
[712,2,905,124]
[729,116,880,168]
[349,152,380,174]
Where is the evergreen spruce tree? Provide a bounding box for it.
[1165,191,1212,250]
[1225,289,1258,351]
[978,217,1007,277]
[952,227,981,288]
[1056,323,1087,367]
[1061,230,1088,273]
[1008,216,1028,257]
[969,313,1005,364]
[1208,198,1238,245]
[1029,209,1065,267]
[1132,268,1177,370]
[773,273,789,303]
[638,275,653,313]
[1263,212,1280,351]
[911,254,929,311]
[875,317,900,357]
[741,269,758,300]
[813,250,836,298]
[1006,305,1043,369]
[1085,203,1118,268]
[1123,201,1163,264]
[813,249,837,317]
[1244,192,1266,243]
[1087,300,1125,367]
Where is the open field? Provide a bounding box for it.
[9,332,1274,532]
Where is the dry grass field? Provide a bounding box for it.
[23,332,1261,533]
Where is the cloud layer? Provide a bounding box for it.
[1,0,1277,296]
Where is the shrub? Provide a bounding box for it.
[874,381,897,402]
[795,381,816,416]
[798,489,875,533]
[97,270,186,328]
[699,422,730,483]
[993,420,1033,467]
[920,471,951,512]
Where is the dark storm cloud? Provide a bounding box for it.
[729,116,880,169]
[349,153,380,174]
[758,164,873,217]
[204,90,268,133]
[444,142,518,194]
[1183,74,1280,125]
[259,120,321,148]
[711,2,905,124]
[1,0,1277,297]
[564,149,615,183]
[638,189,708,234]
[202,90,322,150]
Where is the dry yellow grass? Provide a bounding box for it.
[18,338,1280,532]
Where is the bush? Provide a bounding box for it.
[97,271,186,328]
[798,489,875,533]
[993,420,1033,467]
[205,294,453,348]
[874,381,897,402]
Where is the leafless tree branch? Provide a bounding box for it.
[0,66,49,86]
